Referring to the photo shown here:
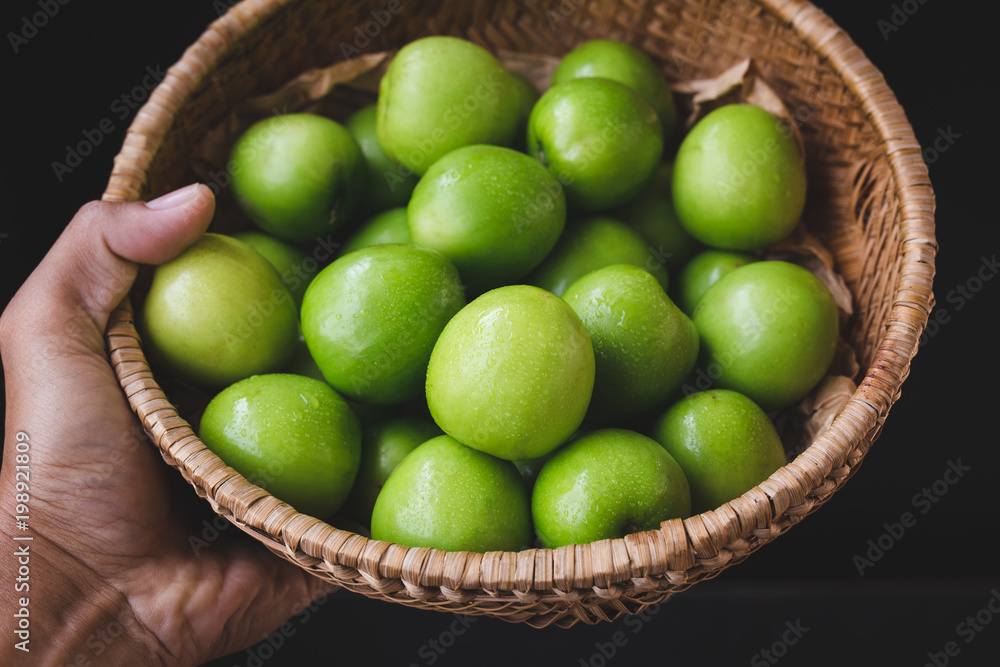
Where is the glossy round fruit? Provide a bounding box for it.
[652,389,786,514]
[233,231,310,305]
[531,429,690,548]
[340,207,410,255]
[615,162,700,275]
[370,435,533,552]
[426,285,595,461]
[528,77,663,210]
[674,249,759,315]
[510,71,540,151]
[230,113,366,241]
[408,144,566,292]
[199,374,361,518]
[301,244,466,405]
[345,105,419,212]
[527,216,668,296]
[693,260,838,410]
[672,104,806,250]
[376,36,520,175]
[562,264,699,419]
[347,418,443,523]
[551,39,677,137]
[141,234,298,388]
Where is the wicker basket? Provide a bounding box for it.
[103,0,936,628]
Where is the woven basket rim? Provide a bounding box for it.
[103,0,936,614]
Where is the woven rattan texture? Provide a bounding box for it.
[104,0,936,628]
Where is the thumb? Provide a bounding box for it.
[4,184,215,347]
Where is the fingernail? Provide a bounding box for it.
[145,183,202,210]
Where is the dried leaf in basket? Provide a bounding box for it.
[672,58,805,158]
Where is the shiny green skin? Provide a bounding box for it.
[230,113,366,241]
[563,265,699,420]
[199,374,361,518]
[615,163,700,275]
[526,216,668,297]
[693,261,838,410]
[377,36,521,176]
[370,435,533,552]
[528,78,663,211]
[408,144,566,292]
[426,285,595,461]
[141,234,298,388]
[233,231,310,306]
[301,244,466,405]
[531,429,690,548]
[675,249,759,315]
[651,389,786,514]
[672,104,806,250]
[340,207,410,255]
[347,418,443,524]
[551,39,677,138]
[345,105,419,213]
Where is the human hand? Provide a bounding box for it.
[1,184,332,666]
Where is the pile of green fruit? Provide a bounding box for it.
[140,36,839,552]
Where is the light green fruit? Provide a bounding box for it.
[651,389,786,514]
[301,244,466,405]
[615,162,700,275]
[345,105,419,213]
[510,71,540,152]
[347,418,443,524]
[376,36,521,176]
[551,38,677,137]
[340,207,410,256]
[562,265,698,420]
[199,374,361,518]
[527,216,668,297]
[426,285,595,461]
[672,104,806,250]
[408,144,566,293]
[674,249,759,315]
[230,113,366,241]
[232,231,310,306]
[370,435,533,552]
[528,77,663,211]
[693,260,838,410]
[532,429,690,548]
[141,234,298,388]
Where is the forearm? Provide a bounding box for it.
[0,523,171,666]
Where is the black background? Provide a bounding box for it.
[2,1,997,666]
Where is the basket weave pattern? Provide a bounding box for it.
[104,0,936,628]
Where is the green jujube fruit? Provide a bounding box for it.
[672,104,806,250]
[301,244,466,405]
[232,231,311,306]
[652,389,787,514]
[140,233,298,388]
[531,429,691,548]
[230,113,366,241]
[692,260,839,410]
[562,265,699,420]
[199,374,361,518]
[425,285,595,461]
[376,36,521,176]
[370,435,533,552]
[407,144,566,293]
